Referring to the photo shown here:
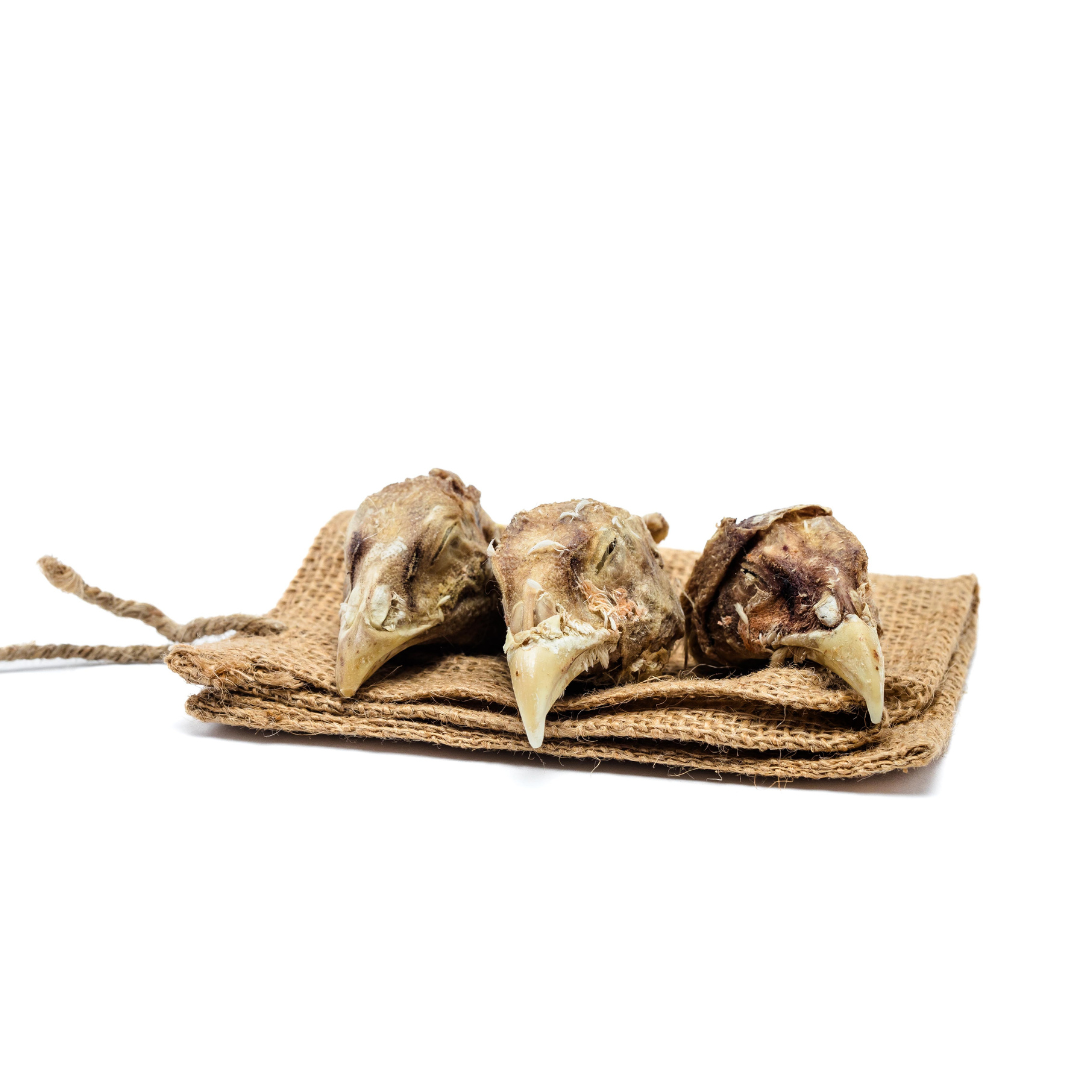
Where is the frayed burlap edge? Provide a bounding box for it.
[4,515,978,780]
[184,594,976,780]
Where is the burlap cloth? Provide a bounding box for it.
[167,512,979,780]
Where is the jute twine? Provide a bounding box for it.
[2,517,979,780]
[0,556,284,663]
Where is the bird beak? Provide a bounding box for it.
[506,630,613,748]
[336,620,435,697]
[780,614,885,725]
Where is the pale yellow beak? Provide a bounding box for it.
[336,620,435,697]
[506,629,613,748]
[779,614,886,725]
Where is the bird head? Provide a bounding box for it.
[336,468,500,696]
[685,505,885,724]
[490,499,684,748]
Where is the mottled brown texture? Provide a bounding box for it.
[489,500,684,684]
[684,505,880,662]
[163,511,979,780]
[338,469,503,688]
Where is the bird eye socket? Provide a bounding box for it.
[596,536,619,572]
[430,521,460,565]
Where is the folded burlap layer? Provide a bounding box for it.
[169,512,979,779]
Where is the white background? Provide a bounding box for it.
[1,3,1076,1077]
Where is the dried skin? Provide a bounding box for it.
[336,468,502,695]
[683,505,885,723]
[490,499,684,746]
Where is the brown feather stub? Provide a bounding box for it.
[683,505,885,723]
[336,469,502,696]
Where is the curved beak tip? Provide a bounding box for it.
[337,671,361,698]
[337,622,431,697]
[508,633,609,751]
[866,695,884,727]
[510,652,559,750]
[782,614,885,728]
[336,651,377,697]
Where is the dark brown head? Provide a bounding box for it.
[685,506,884,723]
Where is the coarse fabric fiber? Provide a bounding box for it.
[168,512,979,780]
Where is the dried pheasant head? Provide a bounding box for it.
[336,469,502,696]
[684,505,885,724]
[490,500,684,748]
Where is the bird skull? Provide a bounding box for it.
[336,469,500,696]
[685,505,886,725]
[491,501,683,748]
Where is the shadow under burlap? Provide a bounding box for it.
[169,512,979,780]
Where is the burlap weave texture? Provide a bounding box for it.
[169,512,979,779]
